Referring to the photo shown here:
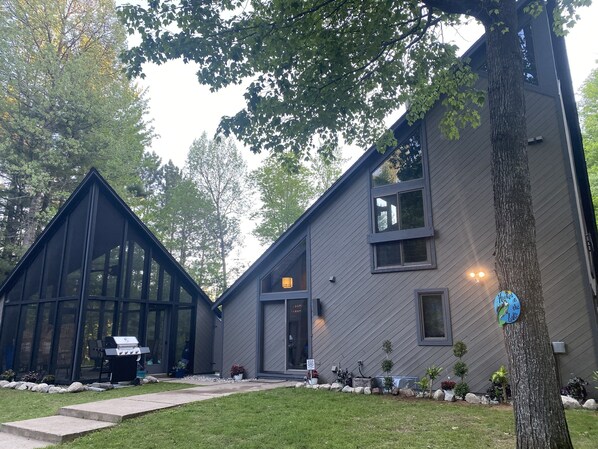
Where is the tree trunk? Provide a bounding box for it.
[22,191,44,248]
[483,1,572,448]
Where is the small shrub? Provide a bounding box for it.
[454,382,470,399]
[0,369,16,381]
[454,361,468,379]
[490,365,509,403]
[381,340,394,391]
[416,376,430,394]
[334,367,353,386]
[562,376,588,401]
[441,380,456,390]
[21,371,41,383]
[453,341,468,359]
[381,359,393,373]
[425,365,443,396]
[41,374,55,384]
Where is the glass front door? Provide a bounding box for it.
[286,299,308,370]
[146,305,169,374]
[261,298,309,373]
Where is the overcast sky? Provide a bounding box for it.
[126,2,598,267]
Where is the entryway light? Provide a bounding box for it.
[468,271,486,283]
[282,277,293,289]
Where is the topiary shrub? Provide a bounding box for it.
[455,382,470,399]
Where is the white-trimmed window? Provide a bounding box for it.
[415,288,452,346]
[369,128,435,271]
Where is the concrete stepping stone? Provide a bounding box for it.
[1,415,115,444]
[0,432,51,449]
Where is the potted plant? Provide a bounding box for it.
[230,364,245,381]
[441,379,456,401]
[490,365,510,403]
[307,369,319,385]
[174,360,187,378]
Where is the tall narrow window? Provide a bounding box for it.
[415,289,452,346]
[370,129,434,271]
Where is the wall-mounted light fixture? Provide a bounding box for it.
[281,277,293,289]
[468,271,486,283]
[312,297,323,317]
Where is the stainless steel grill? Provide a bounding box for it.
[103,336,150,383]
[104,336,149,357]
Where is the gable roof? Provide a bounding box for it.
[214,4,598,309]
[0,168,214,308]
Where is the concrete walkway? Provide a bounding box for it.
[0,379,291,448]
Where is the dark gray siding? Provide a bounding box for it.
[193,301,214,373]
[263,302,285,371]
[307,84,598,392]
[221,280,257,378]
[212,315,223,374]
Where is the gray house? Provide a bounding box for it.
[213,5,598,393]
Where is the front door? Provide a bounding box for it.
[146,305,169,374]
[261,299,309,373]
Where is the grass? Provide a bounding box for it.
[0,381,191,422]
[48,388,597,449]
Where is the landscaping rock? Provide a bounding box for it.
[391,387,400,396]
[319,384,331,390]
[90,382,114,390]
[85,386,106,392]
[480,395,489,405]
[67,382,85,393]
[399,388,415,398]
[341,386,354,393]
[371,387,381,395]
[330,382,343,391]
[4,381,17,389]
[48,386,62,394]
[38,383,50,393]
[144,376,159,383]
[465,393,481,404]
[16,383,28,391]
[364,387,371,395]
[295,382,304,388]
[433,389,445,401]
[353,387,364,394]
[582,399,598,410]
[562,395,581,409]
[0,380,8,387]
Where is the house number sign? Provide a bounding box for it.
[493,290,521,327]
[306,359,315,370]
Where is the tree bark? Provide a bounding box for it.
[482,1,573,448]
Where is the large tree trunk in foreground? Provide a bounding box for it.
[483,2,572,448]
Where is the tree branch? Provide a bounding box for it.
[422,0,486,20]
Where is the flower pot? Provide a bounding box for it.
[233,374,243,381]
[175,368,185,378]
[444,389,455,402]
[307,378,318,385]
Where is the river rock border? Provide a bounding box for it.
[294,383,597,411]
[0,376,159,394]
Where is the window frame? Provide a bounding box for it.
[414,288,452,346]
[369,125,436,272]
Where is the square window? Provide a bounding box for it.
[374,238,428,269]
[415,289,452,346]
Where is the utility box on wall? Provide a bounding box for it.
[552,341,566,354]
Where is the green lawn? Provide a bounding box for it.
[50,388,597,449]
[0,382,191,422]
